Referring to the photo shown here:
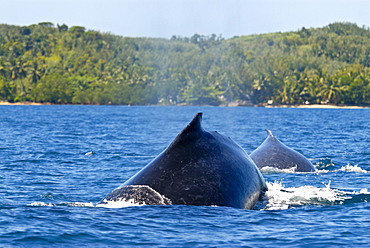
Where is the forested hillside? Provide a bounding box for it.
[1,22,370,105]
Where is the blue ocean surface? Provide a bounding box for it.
[1,105,370,247]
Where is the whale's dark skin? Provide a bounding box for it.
[99,113,267,209]
[250,130,316,172]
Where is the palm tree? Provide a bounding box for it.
[27,58,45,84]
[348,72,370,104]
[0,59,7,79]
[251,73,272,103]
[355,72,370,102]
[319,76,348,104]
[276,75,300,104]
[7,58,30,100]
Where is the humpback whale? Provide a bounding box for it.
[99,113,267,209]
[250,130,315,172]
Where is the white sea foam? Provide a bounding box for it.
[360,188,369,194]
[28,202,95,207]
[28,202,56,207]
[96,198,143,208]
[261,164,368,174]
[60,202,95,207]
[263,181,354,210]
[337,164,368,173]
[314,164,368,174]
[260,166,297,173]
[260,166,314,174]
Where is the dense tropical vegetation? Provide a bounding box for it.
[1,22,370,105]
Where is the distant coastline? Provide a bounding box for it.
[1,23,370,107]
[0,101,368,109]
[264,104,368,109]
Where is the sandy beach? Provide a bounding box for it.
[265,104,368,109]
[0,101,46,106]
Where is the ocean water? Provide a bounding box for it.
[1,105,370,247]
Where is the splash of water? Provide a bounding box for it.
[29,202,95,207]
[260,166,302,174]
[261,164,368,174]
[29,171,370,210]
[96,198,143,208]
[262,181,369,210]
[338,164,368,173]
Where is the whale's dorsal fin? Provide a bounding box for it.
[265,129,279,142]
[266,129,274,137]
[170,113,204,146]
[186,112,202,133]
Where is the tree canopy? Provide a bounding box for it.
[0,22,370,106]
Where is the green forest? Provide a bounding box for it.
[1,22,370,106]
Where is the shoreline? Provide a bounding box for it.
[0,101,49,106]
[264,104,367,109]
[0,101,368,109]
